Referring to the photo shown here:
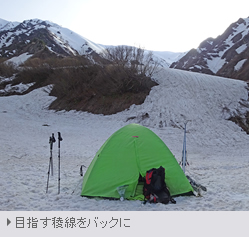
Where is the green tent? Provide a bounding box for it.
[81,123,193,200]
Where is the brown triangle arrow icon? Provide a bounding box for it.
[7,218,11,226]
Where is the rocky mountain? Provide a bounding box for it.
[0,18,105,59]
[170,17,249,81]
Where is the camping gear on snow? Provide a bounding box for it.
[72,165,86,195]
[58,132,63,194]
[81,123,193,200]
[46,133,56,193]
[143,166,176,204]
[80,165,86,176]
[117,185,129,201]
[179,121,189,173]
[179,121,207,196]
[181,121,188,173]
[46,132,64,194]
[186,175,207,196]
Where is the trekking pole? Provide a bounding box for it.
[58,132,63,194]
[46,133,56,193]
[50,133,56,176]
[182,121,189,174]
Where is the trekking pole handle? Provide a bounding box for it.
[49,133,56,149]
[58,132,62,148]
[51,133,56,143]
[58,132,63,141]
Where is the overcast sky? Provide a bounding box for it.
[0,0,248,52]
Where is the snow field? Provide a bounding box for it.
[1,67,249,211]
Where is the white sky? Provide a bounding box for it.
[0,0,248,52]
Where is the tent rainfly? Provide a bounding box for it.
[81,123,193,200]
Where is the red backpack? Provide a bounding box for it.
[143,166,176,204]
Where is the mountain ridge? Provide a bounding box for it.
[0,18,184,67]
[0,18,105,59]
[170,17,249,81]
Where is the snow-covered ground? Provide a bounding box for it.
[5,53,33,67]
[1,67,249,212]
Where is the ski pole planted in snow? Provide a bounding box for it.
[181,121,190,173]
[46,133,56,193]
[58,132,63,194]
[50,133,56,176]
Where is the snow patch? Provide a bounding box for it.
[234,59,247,71]
[206,56,226,73]
[6,53,33,66]
[0,82,35,95]
[236,44,247,54]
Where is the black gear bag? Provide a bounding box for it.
[143,166,176,204]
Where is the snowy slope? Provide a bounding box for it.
[0,18,19,31]
[0,18,8,28]
[43,20,105,54]
[1,67,249,211]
